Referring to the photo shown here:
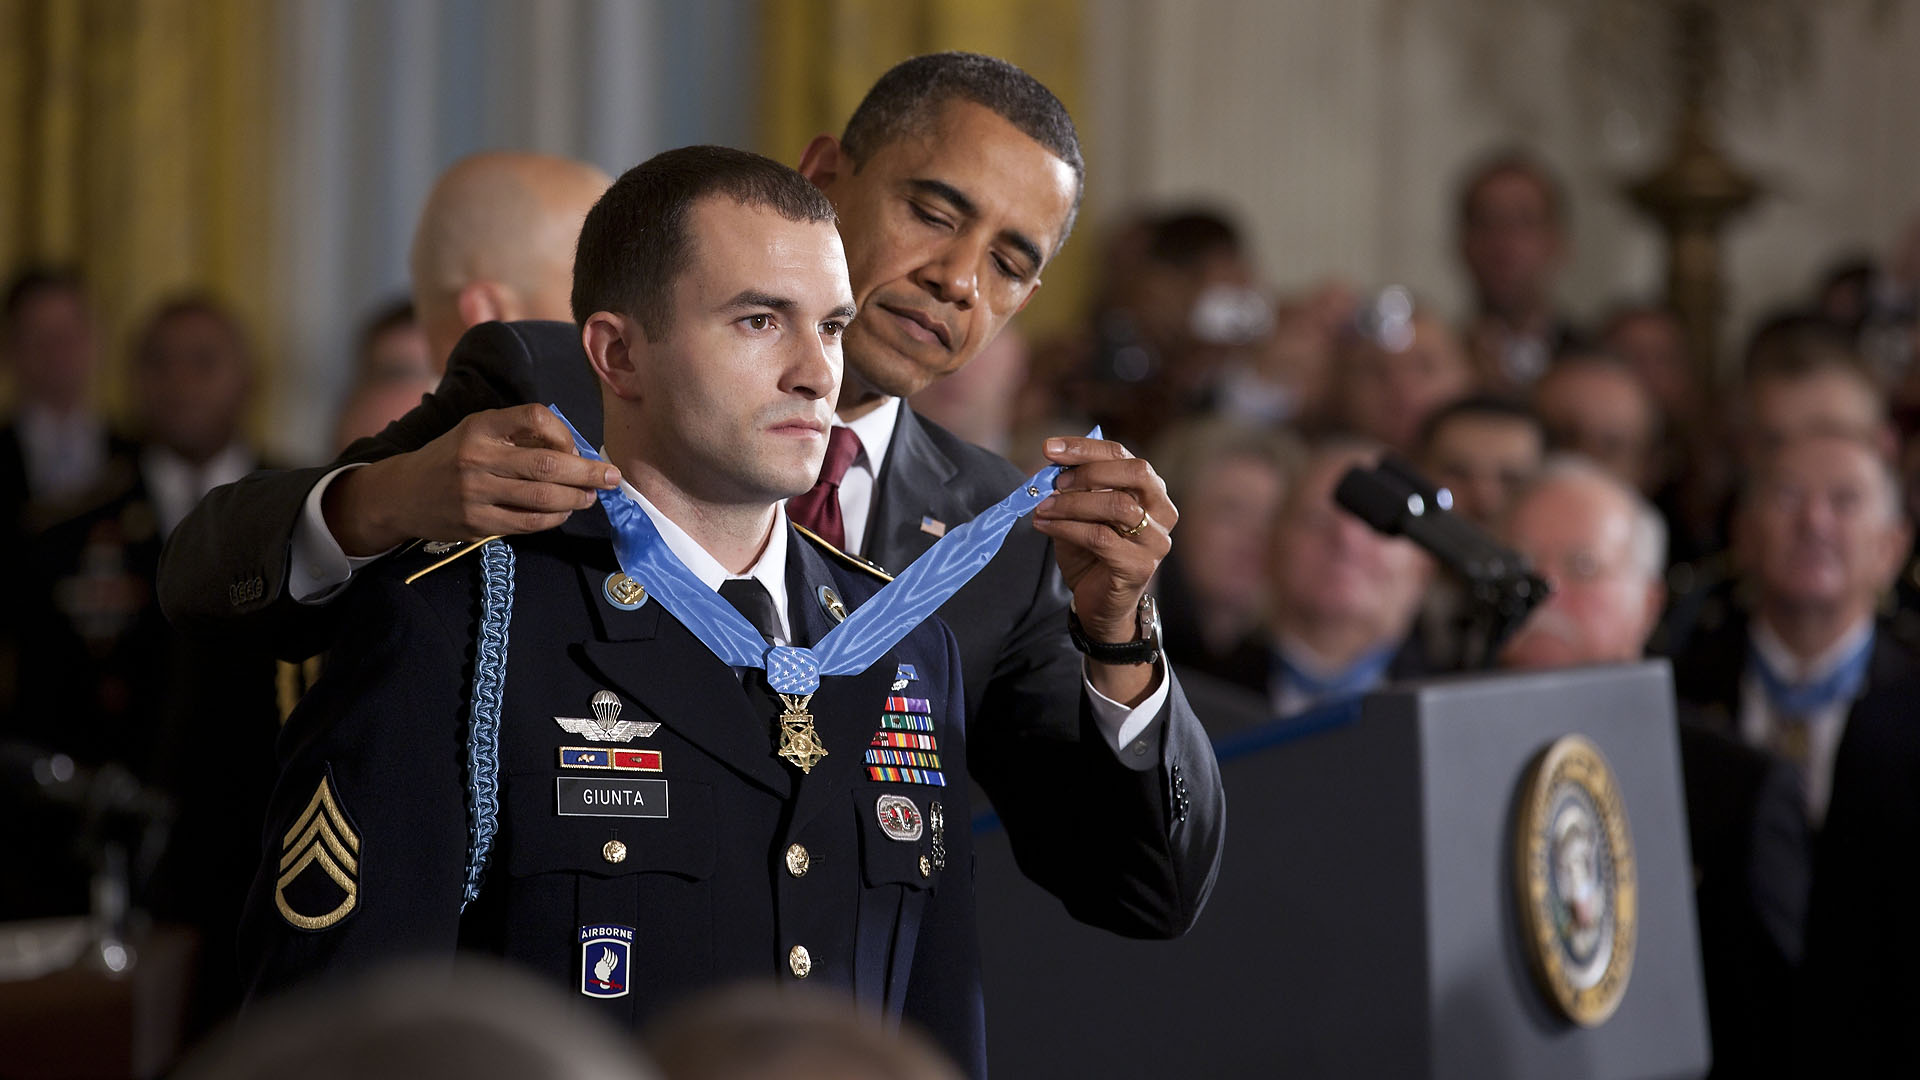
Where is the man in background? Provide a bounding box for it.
[1418,395,1544,529]
[1533,354,1662,497]
[1229,440,1430,717]
[1671,433,1920,1074]
[408,152,613,371]
[1498,456,1808,1080]
[1456,151,1581,391]
[1331,299,1473,456]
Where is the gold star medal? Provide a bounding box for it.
[776,693,829,773]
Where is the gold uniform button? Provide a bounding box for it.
[785,843,810,877]
[602,840,627,864]
[919,855,931,877]
[789,945,812,978]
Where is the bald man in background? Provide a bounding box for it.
[408,152,611,371]
[160,152,611,648]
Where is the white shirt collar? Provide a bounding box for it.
[614,473,792,645]
[838,395,902,474]
[1749,615,1874,683]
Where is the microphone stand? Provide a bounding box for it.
[1334,457,1549,671]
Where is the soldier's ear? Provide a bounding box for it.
[583,312,645,401]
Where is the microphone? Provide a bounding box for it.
[1334,456,1549,668]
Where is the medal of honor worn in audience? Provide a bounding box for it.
[551,405,1094,773]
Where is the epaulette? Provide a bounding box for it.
[793,524,893,582]
[403,535,505,585]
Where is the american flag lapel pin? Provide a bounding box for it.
[919,516,947,538]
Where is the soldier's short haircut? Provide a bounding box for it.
[571,146,838,337]
[839,51,1085,252]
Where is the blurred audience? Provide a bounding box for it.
[1497,458,1809,1080]
[910,323,1029,456]
[1330,289,1473,455]
[1149,419,1301,682]
[1212,280,1354,428]
[1219,440,1431,716]
[1599,304,1695,430]
[133,297,264,534]
[1044,207,1265,448]
[1532,354,1661,495]
[1739,316,1894,464]
[4,294,281,1039]
[1,268,127,529]
[1410,396,1546,669]
[176,959,657,1080]
[644,985,961,1080]
[1456,151,1580,392]
[332,299,439,452]
[1418,395,1544,528]
[1670,433,1920,1075]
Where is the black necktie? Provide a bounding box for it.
[718,578,781,644]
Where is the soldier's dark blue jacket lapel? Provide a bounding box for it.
[562,502,794,798]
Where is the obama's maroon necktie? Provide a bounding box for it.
[786,426,863,550]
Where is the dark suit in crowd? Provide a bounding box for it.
[1,443,279,1035]
[1674,611,1920,1076]
[1672,716,1810,1080]
[162,318,1224,940]
[243,518,992,1070]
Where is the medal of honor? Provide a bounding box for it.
[776,694,829,773]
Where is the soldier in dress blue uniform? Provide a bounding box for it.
[241,149,991,1073]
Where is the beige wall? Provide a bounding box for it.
[1084,0,1920,368]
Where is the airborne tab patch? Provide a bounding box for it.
[275,770,361,931]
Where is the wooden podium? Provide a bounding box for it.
[975,661,1710,1079]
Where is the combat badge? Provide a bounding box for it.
[876,794,924,841]
[275,771,360,931]
[555,690,659,742]
[579,923,634,999]
[1513,734,1637,1027]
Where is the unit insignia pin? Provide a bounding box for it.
[817,585,847,624]
[555,690,659,742]
[603,572,648,610]
[578,924,634,999]
[422,540,460,555]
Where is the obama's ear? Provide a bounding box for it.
[797,134,849,191]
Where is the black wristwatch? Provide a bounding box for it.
[1067,594,1163,666]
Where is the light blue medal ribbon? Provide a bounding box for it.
[549,404,1098,772]
[1747,630,1874,719]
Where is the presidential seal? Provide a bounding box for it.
[1513,734,1636,1027]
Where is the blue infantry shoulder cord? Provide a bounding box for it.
[462,539,515,909]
